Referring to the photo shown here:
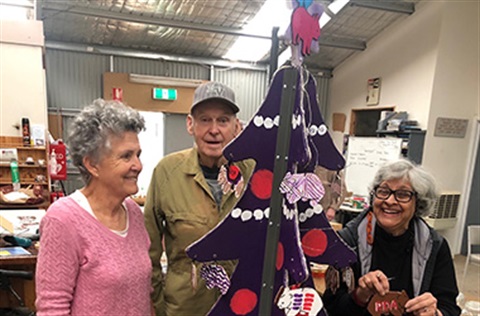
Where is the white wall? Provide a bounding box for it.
[0,20,47,137]
[328,1,442,145]
[328,1,480,253]
[423,1,480,251]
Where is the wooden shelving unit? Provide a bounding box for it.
[0,136,50,209]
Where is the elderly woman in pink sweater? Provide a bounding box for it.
[35,99,152,315]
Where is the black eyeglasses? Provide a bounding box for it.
[373,186,417,203]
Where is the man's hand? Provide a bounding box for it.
[325,207,336,221]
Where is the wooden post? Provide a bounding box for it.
[258,67,297,315]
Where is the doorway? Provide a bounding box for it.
[461,120,480,254]
[350,106,395,136]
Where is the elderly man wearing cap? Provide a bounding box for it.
[144,82,255,315]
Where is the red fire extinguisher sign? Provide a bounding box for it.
[113,87,123,101]
[49,141,67,180]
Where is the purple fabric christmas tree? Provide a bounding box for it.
[187,66,356,316]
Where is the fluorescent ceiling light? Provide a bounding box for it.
[224,0,349,63]
[129,74,204,88]
[278,49,291,67]
[329,0,350,14]
[0,0,33,20]
[223,0,291,62]
[320,14,331,28]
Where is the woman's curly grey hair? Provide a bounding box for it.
[369,159,438,217]
[67,99,145,184]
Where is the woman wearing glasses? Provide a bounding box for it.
[323,159,460,316]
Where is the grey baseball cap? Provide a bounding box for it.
[190,82,239,114]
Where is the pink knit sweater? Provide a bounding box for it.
[35,196,152,316]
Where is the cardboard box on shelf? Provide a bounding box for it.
[0,148,18,164]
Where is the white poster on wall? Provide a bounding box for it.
[137,111,164,197]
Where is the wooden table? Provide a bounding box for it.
[0,242,37,311]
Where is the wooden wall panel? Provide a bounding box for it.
[103,72,199,114]
[48,114,62,140]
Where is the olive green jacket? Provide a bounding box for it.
[144,147,255,316]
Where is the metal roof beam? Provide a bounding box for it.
[41,4,271,40]
[0,0,34,9]
[349,0,415,14]
[318,36,366,51]
[45,41,269,71]
[42,3,366,51]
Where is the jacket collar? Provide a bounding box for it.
[181,147,227,175]
[180,147,235,205]
[181,147,202,175]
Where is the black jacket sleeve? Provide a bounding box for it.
[323,282,370,316]
[425,240,461,316]
[323,212,370,315]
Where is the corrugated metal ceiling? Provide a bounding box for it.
[38,0,421,72]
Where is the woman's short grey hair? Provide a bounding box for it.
[67,99,145,184]
[369,159,438,217]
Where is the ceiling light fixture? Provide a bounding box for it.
[128,74,204,88]
[224,0,350,64]
[0,0,33,21]
[223,0,291,62]
[329,0,351,14]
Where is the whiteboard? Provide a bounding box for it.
[345,137,402,197]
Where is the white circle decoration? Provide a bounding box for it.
[231,208,242,218]
[306,208,314,217]
[313,204,323,214]
[264,117,274,129]
[274,115,280,126]
[318,124,327,135]
[253,209,264,220]
[241,210,253,221]
[299,212,307,223]
[253,115,264,127]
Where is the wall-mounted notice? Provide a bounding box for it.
[345,137,402,197]
[434,117,468,138]
[366,77,381,105]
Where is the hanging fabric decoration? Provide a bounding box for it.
[284,0,324,66]
[342,266,355,294]
[218,162,245,197]
[191,263,198,292]
[200,263,231,295]
[275,285,324,316]
[325,265,340,295]
[279,172,325,206]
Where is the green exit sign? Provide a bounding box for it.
[152,88,177,100]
